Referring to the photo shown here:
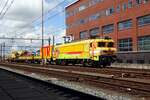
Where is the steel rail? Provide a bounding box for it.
[0,63,150,97]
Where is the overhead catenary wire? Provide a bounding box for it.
[1,0,72,36]
[4,0,72,38]
[12,0,67,34]
[1,0,72,53]
[17,7,66,36]
[31,0,66,23]
[0,37,50,40]
[4,46,41,48]
[13,0,75,38]
[18,23,66,37]
[0,0,14,19]
[0,0,10,16]
[45,24,66,34]
[36,8,66,26]
[0,0,67,34]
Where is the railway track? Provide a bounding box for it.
[0,67,103,100]
[10,63,150,79]
[0,63,150,98]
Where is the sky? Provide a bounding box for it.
[0,0,77,52]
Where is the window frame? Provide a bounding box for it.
[118,38,133,51]
[128,0,133,8]
[102,24,114,34]
[89,27,100,36]
[122,3,127,11]
[118,19,132,30]
[79,31,88,39]
[136,0,142,4]
[138,36,150,51]
[106,7,115,16]
[137,14,150,26]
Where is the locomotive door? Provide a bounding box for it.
[90,41,97,60]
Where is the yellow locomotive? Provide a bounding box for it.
[9,38,116,67]
[53,38,116,67]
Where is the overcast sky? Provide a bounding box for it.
[0,0,76,52]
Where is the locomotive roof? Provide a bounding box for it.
[55,38,114,47]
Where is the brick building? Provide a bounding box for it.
[65,0,150,64]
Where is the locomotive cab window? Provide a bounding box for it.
[98,42,105,47]
[90,43,92,47]
[108,42,114,47]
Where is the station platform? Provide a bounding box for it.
[0,68,103,100]
[0,69,57,100]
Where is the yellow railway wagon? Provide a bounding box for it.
[19,56,33,60]
[34,56,41,60]
[17,55,41,63]
[54,38,116,67]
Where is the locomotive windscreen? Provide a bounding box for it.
[107,42,114,47]
[98,42,105,47]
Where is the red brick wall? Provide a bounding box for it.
[66,0,150,51]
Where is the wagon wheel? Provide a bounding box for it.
[56,60,60,65]
[81,60,88,67]
[61,60,68,66]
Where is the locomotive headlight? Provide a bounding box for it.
[90,50,104,54]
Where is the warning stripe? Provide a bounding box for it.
[64,51,83,54]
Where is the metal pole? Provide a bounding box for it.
[0,45,1,61]
[48,37,51,46]
[3,43,5,62]
[48,37,52,62]
[52,36,55,58]
[0,44,2,62]
[1,44,3,62]
[41,0,44,65]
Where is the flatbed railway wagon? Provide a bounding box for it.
[18,45,53,64]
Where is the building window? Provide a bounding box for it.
[138,36,150,50]
[143,0,150,4]
[89,27,99,38]
[106,7,115,16]
[66,24,69,29]
[138,15,150,26]
[126,59,133,63]
[89,0,103,6]
[79,19,85,24]
[118,38,132,51]
[73,8,79,15]
[80,31,88,39]
[136,0,142,4]
[89,13,100,21]
[66,11,74,18]
[79,4,87,12]
[137,60,145,64]
[118,19,132,30]
[117,59,123,63]
[79,18,88,24]
[102,24,114,34]
[116,5,121,12]
[66,12,69,18]
[128,0,133,8]
[100,10,106,17]
[122,3,127,10]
